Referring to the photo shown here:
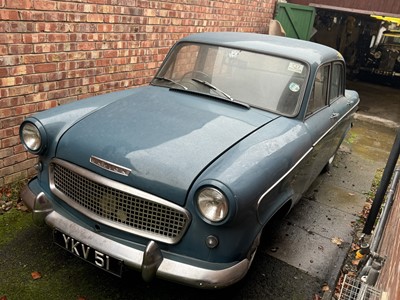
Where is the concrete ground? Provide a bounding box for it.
[264,80,399,298]
[348,81,400,129]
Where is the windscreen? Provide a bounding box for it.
[153,43,308,116]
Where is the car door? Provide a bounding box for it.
[302,64,336,189]
[328,62,354,153]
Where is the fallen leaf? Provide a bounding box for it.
[31,271,42,280]
[352,260,360,266]
[1,295,8,300]
[351,243,360,251]
[17,203,28,212]
[334,273,345,297]
[331,237,344,246]
[321,283,330,292]
[77,296,87,300]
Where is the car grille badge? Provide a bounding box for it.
[99,192,128,222]
[90,155,131,176]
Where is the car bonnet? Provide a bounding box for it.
[55,86,277,205]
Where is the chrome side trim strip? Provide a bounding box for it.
[45,211,253,289]
[256,147,313,207]
[313,102,358,147]
[256,101,358,208]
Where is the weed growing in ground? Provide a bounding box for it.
[334,168,383,298]
[0,180,27,214]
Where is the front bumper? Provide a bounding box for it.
[21,183,254,289]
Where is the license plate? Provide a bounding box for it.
[53,229,123,277]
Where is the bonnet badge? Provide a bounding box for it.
[90,156,131,176]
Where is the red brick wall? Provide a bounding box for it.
[0,0,276,186]
[376,185,400,298]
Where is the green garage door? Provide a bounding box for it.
[275,3,316,40]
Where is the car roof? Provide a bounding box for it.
[180,32,343,67]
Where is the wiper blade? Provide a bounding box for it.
[153,76,188,90]
[192,78,233,100]
[191,78,250,109]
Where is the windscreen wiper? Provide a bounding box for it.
[191,78,250,109]
[153,76,188,90]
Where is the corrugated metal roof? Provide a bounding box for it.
[287,0,400,17]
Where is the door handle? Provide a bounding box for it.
[330,112,339,119]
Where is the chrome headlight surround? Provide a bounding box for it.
[20,120,47,155]
[196,187,229,223]
[397,55,400,63]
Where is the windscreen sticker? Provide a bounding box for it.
[288,62,304,74]
[228,50,241,58]
[289,82,300,92]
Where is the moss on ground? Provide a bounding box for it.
[0,208,32,247]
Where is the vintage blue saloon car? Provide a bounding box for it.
[20,32,359,289]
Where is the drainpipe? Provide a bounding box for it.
[362,128,400,236]
[369,166,400,254]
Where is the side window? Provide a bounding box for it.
[329,63,344,102]
[307,65,329,116]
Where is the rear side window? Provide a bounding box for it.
[329,63,344,101]
[307,65,329,116]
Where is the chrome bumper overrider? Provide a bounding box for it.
[21,184,253,289]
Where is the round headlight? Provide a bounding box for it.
[373,51,381,59]
[397,55,400,63]
[21,123,42,153]
[197,187,228,222]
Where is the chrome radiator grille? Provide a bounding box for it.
[50,159,190,244]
